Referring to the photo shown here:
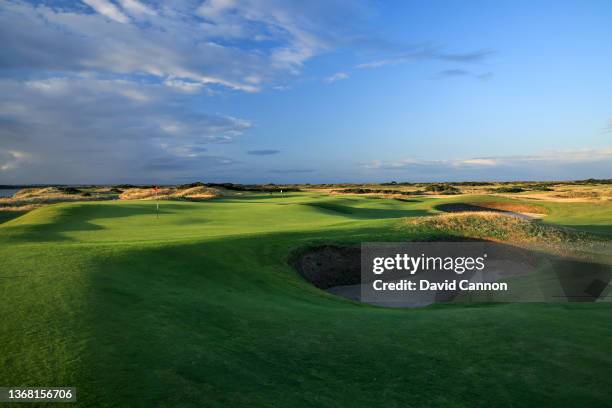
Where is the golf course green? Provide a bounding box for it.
[1,193,611,407]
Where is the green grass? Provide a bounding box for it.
[424,194,612,237]
[1,193,611,407]
[539,201,612,237]
[0,211,26,225]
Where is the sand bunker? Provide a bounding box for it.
[292,245,361,289]
[292,242,611,308]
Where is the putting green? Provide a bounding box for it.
[1,193,611,407]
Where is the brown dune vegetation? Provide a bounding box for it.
[119,186,226,200]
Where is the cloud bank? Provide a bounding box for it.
[1,0,362,92]
[0,0,370,183]
[362,148,612,181]
[0,76,250,182]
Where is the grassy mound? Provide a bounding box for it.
[119,186,225,200]
[171,186,225,199]
[406,212,583,244]
[13,187,58,199]
[12,186,84,199]
[436,201,547,215]
[1,187,98,211]
[119,187,172,200]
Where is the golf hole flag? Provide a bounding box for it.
[153,186,159,218]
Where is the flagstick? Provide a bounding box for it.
[155,187,159,219]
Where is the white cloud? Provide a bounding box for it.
[196,0,331,73]
[357,47,494,70]
[325,72,349,83]
[365,149,612,171]
[82,0,130,23]
[0,150,29,171]
[459,158,497,166]
[2,1,363,93]
[163,78,204,93]
[363,159,417,169]
[357,58,403,69]
[25,78,69,94]
[117,0,155,17]
[197,0,238,19]
[497,148,612,164]
[361,149,612,181]
[0,77,252,182]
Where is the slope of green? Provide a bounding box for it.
[1,193,611,407]
[539,201,612,237]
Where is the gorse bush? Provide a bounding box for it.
[424,184,460,194]
[58,187,82,195]
[491,186,525,193]
[529,185,553,191]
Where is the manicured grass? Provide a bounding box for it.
[539,201,612,237]
[0,211,26,224]
[1,193,611,407]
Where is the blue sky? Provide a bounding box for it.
[0,0,610,184]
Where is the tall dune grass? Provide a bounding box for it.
[119,186,225,200]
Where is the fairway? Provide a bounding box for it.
[1,193,611,407]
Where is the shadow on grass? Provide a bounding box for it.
[72,225,612,406]
[435,202,507,214]
[0,211,27,225]
[0,203,185,243]
[214,193,305,202]
[553,224,612,238]
[303,202,428,219]
[394,198,421,203]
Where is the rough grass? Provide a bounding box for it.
[119,187,173,200]
[320,182,612,202]
[437,201,547,215]
[13,187,59,199]
[475,201,547,214]
[0,187,102,211]
[119,186,225,200]
[0,204,43,212]
[12,187,86,200]
[171,186,225,199]
[554,190,601,199]
[406,212,585,244]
